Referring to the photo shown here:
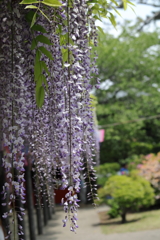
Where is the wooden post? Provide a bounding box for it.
[0,151,11,240]
[52,189,55,214]
[42,191,48,226]
[32,164,43,235]
[25,165,36,240]
[14,168,26,240]
[47,189,55,219]
[47,204,52,220]
[34,187,43,235]
[35,206,43,235]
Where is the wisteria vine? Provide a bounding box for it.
[0,0,132,238]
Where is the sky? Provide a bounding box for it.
[96,2,160,36]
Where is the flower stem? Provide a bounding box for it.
[67,0,72,186]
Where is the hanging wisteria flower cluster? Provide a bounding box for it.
[0,0,132,237]
[0,0,100,236]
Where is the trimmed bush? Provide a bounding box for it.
[98,175,155,223]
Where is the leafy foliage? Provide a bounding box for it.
[95,162,120,186]
[20,0,62,7]
[107,200,120,218]
[96,24,160,163]
[120,154,143,171]
[98,175,155,223]
[95,162,120,175]
[20,0,134,106]
[31,30,52,106]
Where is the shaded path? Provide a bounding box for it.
[37,205,160,240]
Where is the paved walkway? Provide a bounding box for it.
[37,205,160,240]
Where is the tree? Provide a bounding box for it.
[95,25,160,163]
[98,175,155,223]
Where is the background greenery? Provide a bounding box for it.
[95,23,160,164]
[98,174,155,222]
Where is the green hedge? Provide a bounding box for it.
[95,162,120,186]
[95,162,120,175]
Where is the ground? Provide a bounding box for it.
[34,205,160,240]
[98,209,160,234]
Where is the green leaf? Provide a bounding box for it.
[109,12,117,28]
[36,85,45,107]
[60,34,67,45]
[61,48,68,64]
[25,5,38,9]
[127,0,135,6]
[31,39,37,50]
[42,0,62,7]
[25,10,35,22]
[20,0,39,4]
[93,15,102,21]
[110,0,119,6]
[30,12,37,28]
[41,61,50,75]
[122,0,127,10]
[35,35,52,45]
[35,49,41,62]
[37,74,48,91]
[36,74,44,88]
[37,74,48,90]
[43,76,48,91]
[112,6,122,17]
[97,26,105,35]
[34,50,42,81]
[87,0,99,3]
[38,9,51,22]
[38,46,53,60]
[31,24,47,33]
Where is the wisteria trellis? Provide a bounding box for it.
[0,0,132,238]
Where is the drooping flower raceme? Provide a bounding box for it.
[0,0,99,237]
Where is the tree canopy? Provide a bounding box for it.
[98,174,155,223]
[95,24,160,163]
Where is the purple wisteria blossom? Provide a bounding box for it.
[0,0,100,237]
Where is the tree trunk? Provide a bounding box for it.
[121,212,127,223]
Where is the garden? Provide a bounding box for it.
[96,152,160,233]
[94,12,160,233]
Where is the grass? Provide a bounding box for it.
[98,209,160,234]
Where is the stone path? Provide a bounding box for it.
[37,205,160,240]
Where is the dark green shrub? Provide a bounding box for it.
[107,200,119,218]
[95,163,120,186]
[98,175,155,223]
[95,163,120,175]
[130,170,156,208]
[119,154,143,171]
[97,176,108,187]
